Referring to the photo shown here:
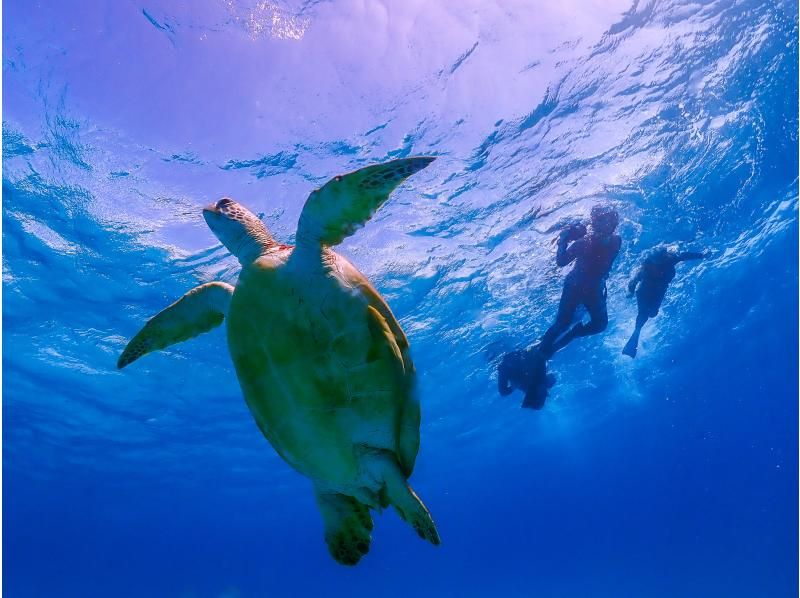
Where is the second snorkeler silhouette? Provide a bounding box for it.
[538,204,622,359]
[497,347,556,410]
[622,245,706,357]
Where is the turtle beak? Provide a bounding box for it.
[204,198,235,215]
[203,206,222,230]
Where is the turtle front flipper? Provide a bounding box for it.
[296,157,436,247]
[117,281,234,369]
[315,489,374,566]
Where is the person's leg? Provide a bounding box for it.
[623,311,648,358]
[539,280,579,358]
[623,289,663,357]
[579,285,609,335]
[548,285,608,355]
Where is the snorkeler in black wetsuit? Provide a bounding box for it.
[497,347,556,410]
[538,204,622,359]
[622,245,707,358]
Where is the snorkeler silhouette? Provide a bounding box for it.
[622,245,707,358]
[538,204,622,359]
[497,347,556,410]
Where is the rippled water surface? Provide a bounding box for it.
[3,1,798,596]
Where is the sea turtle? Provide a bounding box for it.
[117,157,439,565]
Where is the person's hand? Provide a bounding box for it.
[560,222,587,242]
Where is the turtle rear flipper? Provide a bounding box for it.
[296,157,435,248]
[117,281,234,368]
[366,451,440,547]
[315,490,374,566]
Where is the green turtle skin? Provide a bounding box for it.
[117,158,439,566]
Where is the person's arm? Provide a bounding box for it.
[627,268,643,296]
[556,236,583,267]
[555,224,586,267]
[675,250,706,263]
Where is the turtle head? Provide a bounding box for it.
[203,198,274,265]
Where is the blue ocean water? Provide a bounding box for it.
[3,0,798,596]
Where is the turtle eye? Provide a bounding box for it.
[216,198,233,211]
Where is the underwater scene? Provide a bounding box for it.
[3,0,798,596]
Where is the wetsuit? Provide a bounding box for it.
[497,347,555,409]
[539,228,621,358]
[623,248,705,357]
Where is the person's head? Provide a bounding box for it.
[651,243,678,259]
[590,204,619,236]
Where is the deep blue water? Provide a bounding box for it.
[3,1,798,596]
